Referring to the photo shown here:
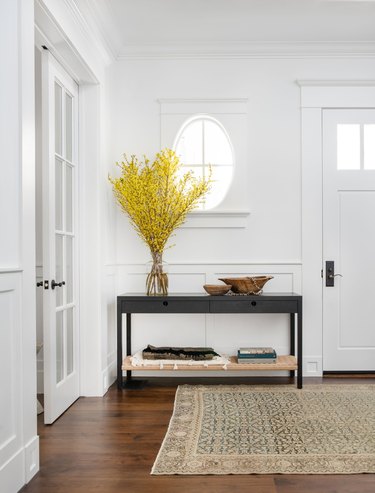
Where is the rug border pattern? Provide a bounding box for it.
[151,384,375,475]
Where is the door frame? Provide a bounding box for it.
[35,13,103,396]
[299,80,375,376]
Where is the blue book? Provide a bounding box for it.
[238,351,276,359]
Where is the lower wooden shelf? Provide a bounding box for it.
[122,355,297,372]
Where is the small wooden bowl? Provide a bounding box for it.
[218,276,273,295]
[203,284,232,295]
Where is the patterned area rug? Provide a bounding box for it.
[151,384,375,475]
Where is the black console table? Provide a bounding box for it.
[117,293,303,389]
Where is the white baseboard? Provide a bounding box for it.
[303,355,323,377]
[101,355,117,395]
[24,435,39,483]
[0,434,39,493]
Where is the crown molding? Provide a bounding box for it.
[55,0,115,65]
[296,79,375,87]
[71,0,123,62]
[158,98,248,104]
[116,41,375,60]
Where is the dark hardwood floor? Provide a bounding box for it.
[22,377,375,493]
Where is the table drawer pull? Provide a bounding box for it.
[163,301,168,306]
[251,301,257,306]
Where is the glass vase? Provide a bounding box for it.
[146,252,168,296]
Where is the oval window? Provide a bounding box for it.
[174,116,234,209]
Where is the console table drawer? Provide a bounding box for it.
[210,299,298,313]
[123,299,210,314]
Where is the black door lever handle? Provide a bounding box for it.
[51,280,66,290]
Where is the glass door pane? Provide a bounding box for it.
[55,82,62,155]
[364,125,375,170]
[65,164,73,233]
[66,236,73,304]
[55,234,64,307]
[55,158,63,230]
[337,124,360,170]
[56,311,64,383]
[65,94,73,162]
[66,308,74,376]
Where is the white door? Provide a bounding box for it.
[42,52,79,423]
[323,109,375,371]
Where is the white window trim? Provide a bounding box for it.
[299,80,375,376]
[160,98,250,228]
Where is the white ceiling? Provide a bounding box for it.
[75,0,375,59]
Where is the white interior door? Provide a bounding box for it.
[42,51,79,423]
[323,109,375,371]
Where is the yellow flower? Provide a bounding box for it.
[109,148,212,254]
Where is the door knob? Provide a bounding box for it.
[51,280,66,290]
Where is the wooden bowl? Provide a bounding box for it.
[218,276,273,295]
[203,284,232,295]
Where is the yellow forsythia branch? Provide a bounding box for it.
[109,148,212,254]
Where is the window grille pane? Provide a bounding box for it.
[65,93,73,162]
[65,164,73,233]
[55,82,62,155]
[55,234,63,308]
[56,311,64,383]
[205,166,232,209]
[337,124,360,170]
[66,236,73,304]
[364,124,375,170]
[66,308,74,376]
[55,158,63,230]
[204,120,233,165]
[175,120,203,165]
[178,166,203,181]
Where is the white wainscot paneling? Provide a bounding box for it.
[101,266,117,393]
[207,314,290,357]
[122,268,206,294]
[0,273,23,491]
[212,263,301,293]
[132,314,207,354]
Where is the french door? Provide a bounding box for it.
[323,109,375,371]
[42,52,79,423]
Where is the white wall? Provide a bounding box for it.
[0,1,39,491]
[106,56,375,376]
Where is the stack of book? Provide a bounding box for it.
[237,347,277,364]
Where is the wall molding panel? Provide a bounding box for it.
[0,273,24,492]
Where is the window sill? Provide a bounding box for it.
[180,210,250,229]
